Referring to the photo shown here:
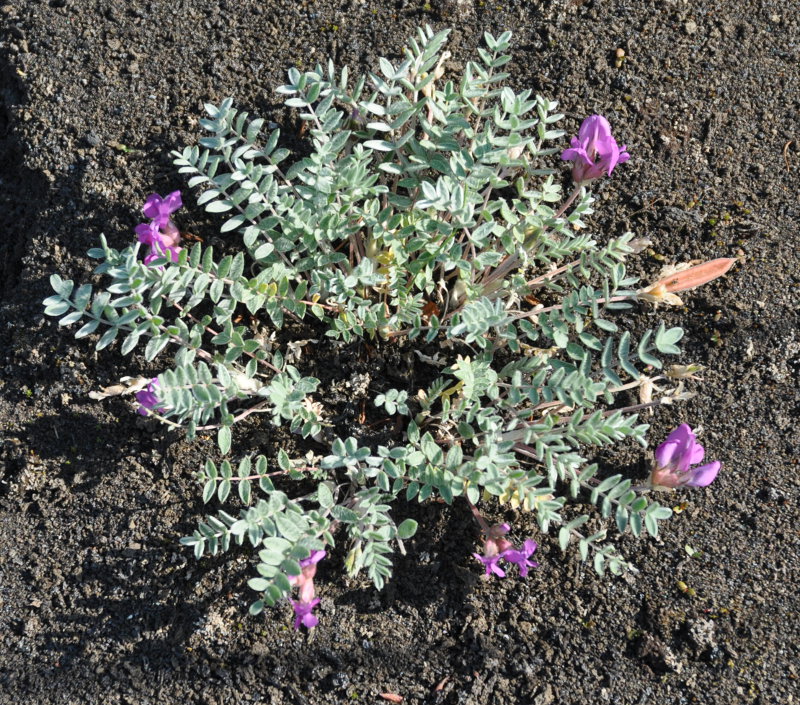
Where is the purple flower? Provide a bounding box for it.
[287,549,326,629]
[136,218,181,266]
[142,190,183,229]
[143,242,181,265]
[650,424,721,489]
[473,522,538,578]
[473,552,507,578]
[561,115,630,184]
[300,549,327,569]
[157,218,182,249]
[291,597,321,630]
[503,539,539,577]
[135,221,163,247]
[289,549,326,585]
[135,378,166,416]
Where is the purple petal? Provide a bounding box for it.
[561,138,589,163]
[596,135,621,174]
[135,222,163,247]
[503,539,539,577]
[474,553,506,578]
[142,191,183,227]
[656,424,699,471]
[654,439,680,468]
[135,379,163,415]
[143,241,180,266]
[686,461,720,487]
[300,550,327,568]
[666,424,693,445]
[136,404,150,416]
[502,539,538,560]
[160,222,182,248]
[142,193,162,220]
[490,561,506,578]
[687,440,705,465]
[578,115,612,152]
[517,559,539,578]
[301,612,319,629]
[291,597,321,630]
[675,436,703,473]
[163,190,183,212]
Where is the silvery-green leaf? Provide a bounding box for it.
[218,426,231,455]
[396,518,418,540]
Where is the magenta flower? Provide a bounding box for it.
[142,190,183,229]
[291,597,321,630]
[473,522,538,578]
[135,221,163,247]
[503,539,539,577]
[137,221,181,265]
[288,549,326,629]
[650,424,721,489]
[143,242,181,265]
[136,192,182,266]
[289,549,327,583]
[135,378,166,416]
[158,220,182,249]
[474,552,508,578]
[561,115,630,184]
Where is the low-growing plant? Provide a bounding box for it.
[44,27,733,629]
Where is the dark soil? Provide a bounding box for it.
[1,1,799,703]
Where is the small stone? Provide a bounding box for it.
[637,633,683,673]
[330,672,349,689]
[689,618,717,651]
[684,20,697,34]
[533,685,555,705]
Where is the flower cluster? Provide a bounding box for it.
[650,424,721,489]
[135,191,183,264]
[288,550,326,629]
[473,522,539,578]
[561,115,630,185]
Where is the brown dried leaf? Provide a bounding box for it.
[421,299,440,322]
